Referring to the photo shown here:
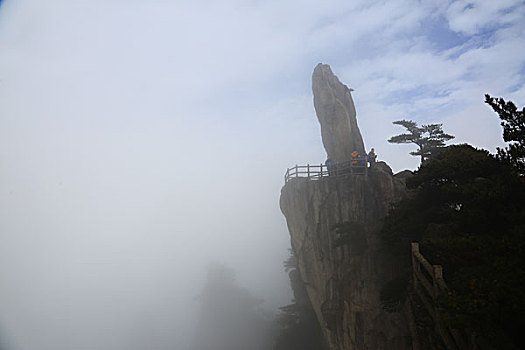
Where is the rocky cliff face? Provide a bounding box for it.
[313,63,365,163]
[280,64,412,350]
[280,165,411,350]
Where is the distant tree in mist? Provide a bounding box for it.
[274,249,328,350]
[191,264,275,350]
[388,120,455,164]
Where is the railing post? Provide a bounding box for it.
[295,165,298,178]
[307,164,310,178]
[411,242,420,291]
[434,265,443,281]
[433,265,443,298]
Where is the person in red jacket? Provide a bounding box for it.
[351,151,358,165]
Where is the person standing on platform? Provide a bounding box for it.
[368,148,377,166]
[325,158,335,176]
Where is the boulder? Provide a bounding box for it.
[313,63,365,163]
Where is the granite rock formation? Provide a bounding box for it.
[313,63,365,163]
[280,64,412,350]
[280,166,411,350]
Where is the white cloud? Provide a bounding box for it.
[446,0,523,35]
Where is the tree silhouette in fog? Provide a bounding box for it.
[388,120,454,164]
[274,250,328,350]
[191,264,274,350]
[485,94,525,175]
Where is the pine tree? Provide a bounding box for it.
[388,120,454,164]
[485,94,525,174]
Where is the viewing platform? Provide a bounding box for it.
[284,160,370,183]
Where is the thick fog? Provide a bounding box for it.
[0,0,524,349]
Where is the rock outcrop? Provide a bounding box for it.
[313,64,365,163]
[280,65,412,350]
[280,166,411,350]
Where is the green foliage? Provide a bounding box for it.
[283,249,297,272]
[485,94,525,174]
[380,144,525,347]
[388,120,454,163]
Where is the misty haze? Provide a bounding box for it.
[1,1,524,350]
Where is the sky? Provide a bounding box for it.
[0,0,524,349]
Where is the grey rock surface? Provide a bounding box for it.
[280,166,411,350]
[313,63,365,163]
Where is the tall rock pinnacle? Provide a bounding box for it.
[312,63,365,163]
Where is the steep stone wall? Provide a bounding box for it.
[280,164,411,350]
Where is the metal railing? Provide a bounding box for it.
[284,160,369,183]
